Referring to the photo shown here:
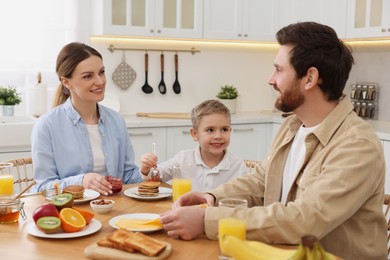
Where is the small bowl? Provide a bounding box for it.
[89,199,115,214]
[42,188,58,200]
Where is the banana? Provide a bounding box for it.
[221,235,338,260]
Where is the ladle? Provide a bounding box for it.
[141,53,153,94]
[158,53,167,94]
[173,53,181,94]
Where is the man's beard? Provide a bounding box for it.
[274,81,304,113]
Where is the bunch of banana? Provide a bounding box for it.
[221,235,337,260]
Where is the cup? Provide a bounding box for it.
[105,175,123,194]
[0,196,26,224]
[172,164,192,202]
[0,162,14,196]
[218,198,247,260]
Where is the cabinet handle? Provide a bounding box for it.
[150,29,154,33]
[244,34,248,37]
[238,33,242,37]
[128,132,153,137]
[157,29,161,33]
[381,28,386,32]
[181,131,191,135]
[233,128,254,132]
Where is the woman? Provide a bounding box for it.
[32,42,142,195]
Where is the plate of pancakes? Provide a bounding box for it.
[124,182,172,200]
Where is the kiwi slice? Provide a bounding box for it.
[36,216,62,234]
[52,193,74,211]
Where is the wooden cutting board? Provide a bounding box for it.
[84,242,172,260]
[136,112,190,119]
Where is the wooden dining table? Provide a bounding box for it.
[2,183,220,260]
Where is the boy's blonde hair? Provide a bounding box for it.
[190,99,231,130]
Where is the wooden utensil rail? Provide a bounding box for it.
[107,44,201,55]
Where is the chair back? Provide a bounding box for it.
[384,194,390,257]
[6,158,34,194]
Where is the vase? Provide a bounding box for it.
[218,99,237,114]
[2,105,15,116]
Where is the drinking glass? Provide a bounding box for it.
[172,164,192,202]
[0,162,14,196]
[218,198,247,260]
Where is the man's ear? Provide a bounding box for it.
[304,67,319,90]
[190,128,198,141]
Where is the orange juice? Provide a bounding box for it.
[172,178,192,201]
[0,175,14,195]
[219,217,246,254]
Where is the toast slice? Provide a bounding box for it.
[106,228,135,253]
[124,231,167,257]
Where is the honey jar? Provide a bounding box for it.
[0,197,26,224]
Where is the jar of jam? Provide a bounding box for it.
[0,197,26,224]
[105,175,123,194]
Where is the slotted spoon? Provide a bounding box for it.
[158,53,167,94]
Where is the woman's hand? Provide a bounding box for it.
[82,173,112,196]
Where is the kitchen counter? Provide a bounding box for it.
[122,111,390,141]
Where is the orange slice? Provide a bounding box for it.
[59,208,86,232]
[72,207,94,224]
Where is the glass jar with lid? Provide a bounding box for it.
[0,196,26,224]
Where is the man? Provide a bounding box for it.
[160,22,387,260]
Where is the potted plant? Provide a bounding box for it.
[0,86,22,116]
[216,85,238,114]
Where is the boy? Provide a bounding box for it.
[139,99,248,192]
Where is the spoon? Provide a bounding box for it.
[150,143,159,180]
[141,53,153,94]
[173,53,181,94]
[158,53,167,94]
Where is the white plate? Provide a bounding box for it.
[124,187,172,201]
[46,189,100,204]
[27,219,102,239]
[109,213,162,233]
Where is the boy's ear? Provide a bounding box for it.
[190,128,198,141]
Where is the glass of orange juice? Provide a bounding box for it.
[218,198,247,260]
[172,164,192,202]
[0,163,14,196]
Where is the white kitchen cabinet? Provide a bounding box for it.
[92,0,203,38]
[0,151,31,164]
[383,140,390,193]
[127,127,167,165]
[346,0,390,38]
[203,0,278,41]
[276,0,347,38]
[166,126,197,159]
[229,123,273,161]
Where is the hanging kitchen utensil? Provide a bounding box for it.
[173,53,181,94]
[158,53,167,94]
[141,53,153,94]
[112,52,136,90]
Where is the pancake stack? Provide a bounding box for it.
[137,181,161,196]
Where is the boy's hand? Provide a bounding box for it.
[140,153,158,176]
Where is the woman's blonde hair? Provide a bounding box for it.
[52,42,103,108]
[190,99,231,130]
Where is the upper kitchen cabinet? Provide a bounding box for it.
[276,0,347,38]
[346,0,390,38]
[92,0,203,38]
[203,0,278,41]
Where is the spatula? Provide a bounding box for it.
[141,53,153,94]
[158,53,167,94]
[173,53,181,94]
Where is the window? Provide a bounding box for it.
[0,0,87,114]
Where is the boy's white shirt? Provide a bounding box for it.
[140,146,249,192]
